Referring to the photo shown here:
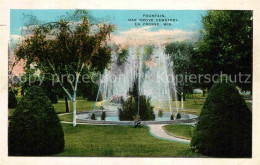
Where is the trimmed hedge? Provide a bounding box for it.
[101,111,106,120]
[8,86,64,156]
[8,87,17,109]
[91,113,96,120]
[176,113,181,119]
[190,77,252,157]
[170,114,174,120]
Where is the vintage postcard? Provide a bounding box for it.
[1,0,260,165]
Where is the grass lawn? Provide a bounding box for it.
[181,100,204,110]
[175,99,252,115]
[179,109,201,116]
[56,123,203,157]
[171,100,203,116]
[59,114,73,122]
[172,100,205,110]
[10,97,252,117]
[8,99,96,116]
[164,125,193,140]
[53,99,95,114]
[185,93,207,99]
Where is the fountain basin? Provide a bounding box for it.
[75,110,198,125]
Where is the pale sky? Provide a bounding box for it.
[9,10,207,75]
[10,10,207,46]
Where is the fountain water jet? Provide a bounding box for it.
[94,45,180,120]
[166,53,180,115]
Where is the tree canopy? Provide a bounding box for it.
[192,11,252,91]
[15,10,115,126]
[165,42,195,96]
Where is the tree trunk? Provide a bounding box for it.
[181,92,184,109]
[72,70,82,127]
[65,96,70,113]
[72,96,77,127]
[177,92,181,101]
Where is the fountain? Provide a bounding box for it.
[76,45,197,123]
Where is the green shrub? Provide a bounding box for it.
[101,111,106,120]
[91,113,96,120]
[8,86,64,156]
[170,114,174,120]
[118,97,137,121]
[138,96,155,120]
[158,109,163,117]
[190,77,252,157]
[119,80,155,121]
[118,94,155,121]
[176,112,181,119]
[8,87,17,109]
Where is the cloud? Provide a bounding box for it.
[10,34,25,50]
[10,34,24,42]
[109,27,197,46]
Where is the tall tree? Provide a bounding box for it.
[15,10,114,126]
[192,11,252,91]
[165,42,195,105]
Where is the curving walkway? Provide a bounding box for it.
[146,124,191,144]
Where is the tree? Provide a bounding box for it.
[15,10,114,126]
[77,67,100,101]
[8,86,64,156]
[165,42,195,107]
[20,67,59,104]
[190,76,252,157]
[192,11,252,91]
[8,87,17,108]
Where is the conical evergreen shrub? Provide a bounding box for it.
[118,80,155,121]
[190,77,252,157]
[8,86,64,156]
